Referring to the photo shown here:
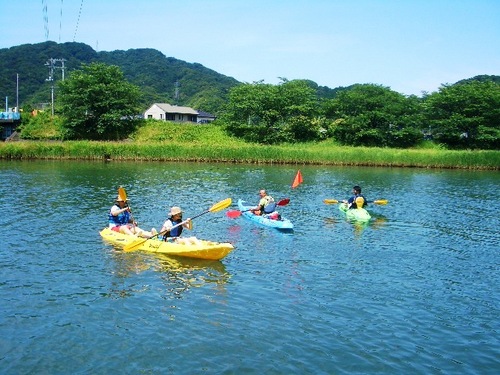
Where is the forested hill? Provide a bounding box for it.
[0,41,239,114]
[0,41,342,115]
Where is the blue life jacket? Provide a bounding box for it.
[108,204,131,226]
[164,218,183,238]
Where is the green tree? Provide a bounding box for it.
[57,62,142,140]
[324,84,423,147]
[19,111,65,140]
[223,79,319,143]
[423,81,500,149]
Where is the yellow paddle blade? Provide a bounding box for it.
[118,186,127,201]
[209,198,232,213]
[323,199,339,204]
[373,199,389,205]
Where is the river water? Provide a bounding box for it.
[0,160,498,374]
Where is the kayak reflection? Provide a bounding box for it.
[107,249,230,299]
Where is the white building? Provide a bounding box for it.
[144,103,198,122]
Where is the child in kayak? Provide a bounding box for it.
[109,195,157,237]
[160,206,199,245]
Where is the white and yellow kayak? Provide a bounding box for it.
[100,228,234,260]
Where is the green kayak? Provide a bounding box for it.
[339,203,371,222]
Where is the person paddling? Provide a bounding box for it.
[343,185,368,209]
[108,195,157,237]
[250,189,277,216]
[160,206,199,244]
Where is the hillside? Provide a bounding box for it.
[0,41,242,115]
[0,41,346,115]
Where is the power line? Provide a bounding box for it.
[73,0,84,41]
[59,0,64,43]
[42,0,49,41]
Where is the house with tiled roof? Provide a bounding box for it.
[144,103,198,122]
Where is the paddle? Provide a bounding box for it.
[118,186,136,227]
[123,197,232,252]
[323,198,389,205]
[226,198,290,218]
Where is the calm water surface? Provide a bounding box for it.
[0,160,498,374]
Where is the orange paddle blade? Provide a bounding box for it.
[118,187,127,201]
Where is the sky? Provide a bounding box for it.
[1,0,499,96]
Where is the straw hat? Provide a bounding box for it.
[169,206,182,216]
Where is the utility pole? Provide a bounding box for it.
[45,58,66,116]
[15,73,19,112]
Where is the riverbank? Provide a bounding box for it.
[1,140,498,169]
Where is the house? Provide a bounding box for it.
[197,110,217,124]
[144,103,198,122]
[144,103,216,124]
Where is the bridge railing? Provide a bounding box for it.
[0,112,21,121]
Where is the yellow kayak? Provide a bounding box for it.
[99,228,234,260]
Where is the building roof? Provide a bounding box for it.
[197,110,216,118]
[153,103,198,115]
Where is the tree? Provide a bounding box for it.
[222,79,319,143]
[423,81,500,149]
[57,62,142,140]
[324,84,423,147]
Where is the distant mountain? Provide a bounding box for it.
[0,41,241,114]
[0,41,348,115]
[454,75,500,85]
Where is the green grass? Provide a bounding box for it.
[1,121,499,170]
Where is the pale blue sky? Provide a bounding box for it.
[1,0,499,96]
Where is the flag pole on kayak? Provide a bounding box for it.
[123,198,232,252]
[291,170,303,189]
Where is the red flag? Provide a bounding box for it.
[292,170,303,189]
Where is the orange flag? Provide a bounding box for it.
[291,170,303,189]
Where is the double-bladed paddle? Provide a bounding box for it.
[323,199,389,205]
[226,198,290,218]
[123,198,232,252]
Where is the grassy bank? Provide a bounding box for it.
[1,122,499,169]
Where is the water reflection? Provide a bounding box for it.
[323,210,388,238]
[106,246,230,299]
[156,254,230,300]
